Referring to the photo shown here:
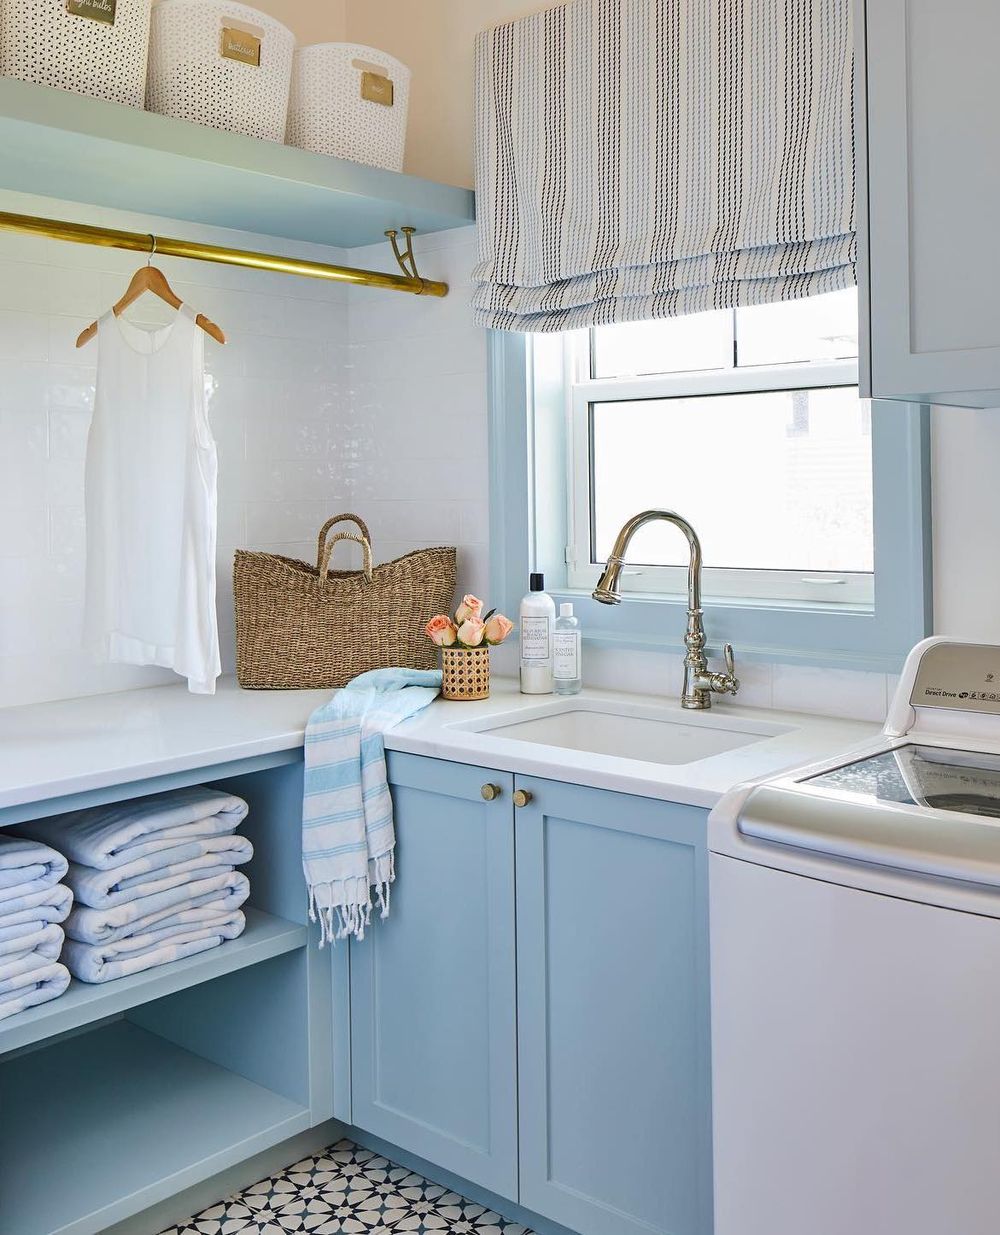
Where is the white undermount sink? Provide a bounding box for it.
[449,697,789,767]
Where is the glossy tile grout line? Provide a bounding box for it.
[159,1138,533,1234]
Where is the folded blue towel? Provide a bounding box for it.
[0,962,70,1021]
[303,667,441,943]
[0,923,64,966]
[19,787,249,870]
[64,869,248,943]
[63,910,246,983]
[0,836,68,902]
[0,924,63,982]
[0,878,73,923]
[66,836,253,909]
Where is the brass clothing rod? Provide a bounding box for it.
[0,210,449,298]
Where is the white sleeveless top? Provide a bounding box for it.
[84,304,221,694]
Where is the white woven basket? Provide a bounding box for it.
[147,0,293,142]
[0,0,151,106]
[287,43,410,172]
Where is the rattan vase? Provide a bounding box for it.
[441,646,490,701]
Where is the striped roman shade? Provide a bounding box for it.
[473,0,855,333]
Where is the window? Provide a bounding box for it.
[488,288,930,672]
[568,289,872,606]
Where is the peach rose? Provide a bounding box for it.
[457,617,485,647]
[455,594,483,624]
[425,614,458,647]
[483,613,514,645]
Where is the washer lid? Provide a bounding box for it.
[737,743,1000,887]
[804,744,1000,818]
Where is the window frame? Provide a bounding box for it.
[489,329,932,674]
[568,351,874,606]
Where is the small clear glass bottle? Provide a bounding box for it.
[553,602,582,695]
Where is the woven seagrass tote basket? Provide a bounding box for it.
[234,513,456,689]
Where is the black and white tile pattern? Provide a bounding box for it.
[159,1139,533,1235]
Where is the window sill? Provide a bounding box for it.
[544,588,908,673]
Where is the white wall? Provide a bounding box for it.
[344,228,490,600]
[0,189,349,707]
[931,408,1000,642]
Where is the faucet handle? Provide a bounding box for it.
[709,644,739,697]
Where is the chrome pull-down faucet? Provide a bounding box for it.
[592,509,740,710]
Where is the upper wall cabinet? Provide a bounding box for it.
[860,0,1000,408]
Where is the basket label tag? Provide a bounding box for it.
[220,27,261,67]
[66,0,116,22]
[361,71,394,107]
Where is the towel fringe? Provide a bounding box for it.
[308,866,395,946]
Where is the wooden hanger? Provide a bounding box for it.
[76,236,226,348]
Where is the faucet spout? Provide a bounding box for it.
[592,508,738,710]
[593,509,702,611]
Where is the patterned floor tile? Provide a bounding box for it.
[159,1139,533,1235]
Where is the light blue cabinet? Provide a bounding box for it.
[346,755,713,1235]
[514,777,713,1235]
[861,0,1000,406]
[349,753,518,1198]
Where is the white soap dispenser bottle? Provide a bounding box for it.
[519,572,556,694]
[553,602,582,695]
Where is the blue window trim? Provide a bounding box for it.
[489,330,932,674]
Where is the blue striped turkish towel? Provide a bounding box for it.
[65,836,253,910]
[63,910,246,983]
[0,883,73,936]
[303,667,441,944]
[66,873,249,946]
[0,963,70,1021]
[18,787,248,870]
[0,835,68,901]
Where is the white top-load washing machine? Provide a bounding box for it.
[709,637,1000,1235]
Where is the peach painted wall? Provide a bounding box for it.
[344,2,562,187]
[251,0,346,46]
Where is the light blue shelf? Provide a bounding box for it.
[0,1019,311,1235]
[0,77,476,247]
[0,907,306,1057]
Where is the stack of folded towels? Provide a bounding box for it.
[0,835,72,1020]
[19,786,253,984]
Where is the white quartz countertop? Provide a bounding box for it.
[0,677,878,813]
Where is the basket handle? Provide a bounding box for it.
[316,513,372,569]
[318,532,374,584]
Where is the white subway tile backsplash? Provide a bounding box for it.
[771,664,888,722]
[0,408,47,460]
[47,408,89,460]
[0,360,49,410]
[0,261,50,314]
[0,311,49,361]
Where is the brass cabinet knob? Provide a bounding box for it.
[512,788,534,808]
[481,783,502,801]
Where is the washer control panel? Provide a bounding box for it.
[911,642,1000,714]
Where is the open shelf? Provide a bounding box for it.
[0,907,306,1056]
[0,77,476,247]
[0,1019,310,1235]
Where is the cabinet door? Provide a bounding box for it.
[863,0,1000,406]
[515,777,713,1235]
[350,752,518,1198]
